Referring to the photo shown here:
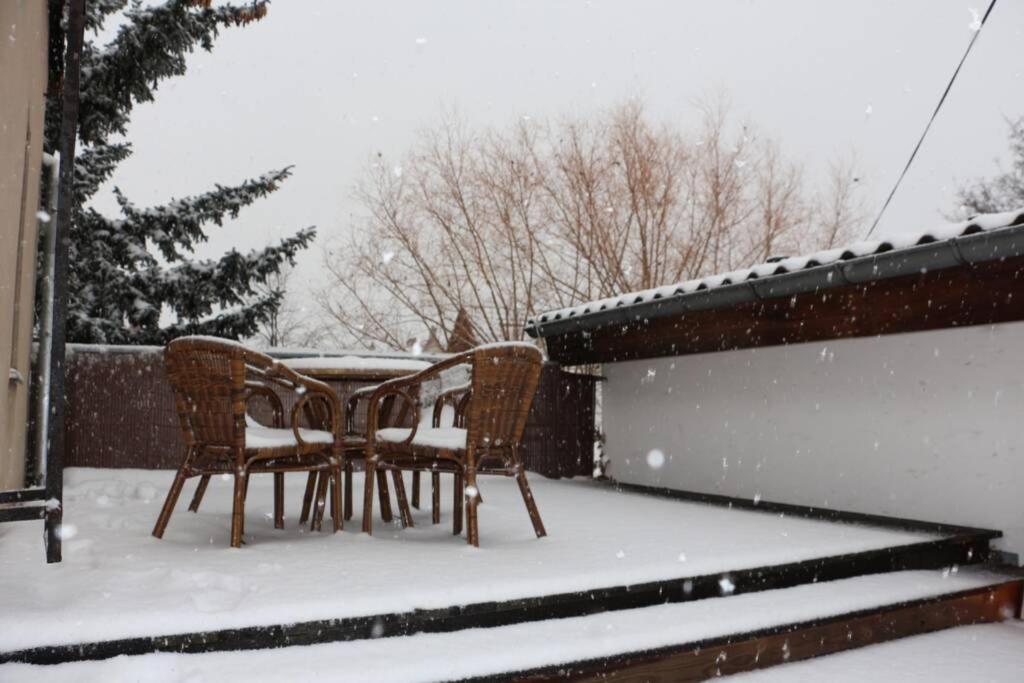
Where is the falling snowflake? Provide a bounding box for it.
[646,449,666,469]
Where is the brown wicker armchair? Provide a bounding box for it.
[360,343,547,546]
[152,336,343,548]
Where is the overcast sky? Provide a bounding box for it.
[95,0,1024,299]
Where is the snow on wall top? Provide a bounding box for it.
[527,209,1024,333]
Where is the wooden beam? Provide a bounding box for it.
[42,0,87,564]
[470,580,1023,682]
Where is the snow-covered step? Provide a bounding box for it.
[5,468,992,661]
[728,619,1024,682]
[0,569,1018,682]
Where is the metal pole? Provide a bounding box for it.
[44,0,86,564]
[34,152,59,487]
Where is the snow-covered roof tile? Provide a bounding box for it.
[528,209,1024,335]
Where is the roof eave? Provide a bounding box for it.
[526,221,1024,339]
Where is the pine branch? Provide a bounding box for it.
[157,227,315,323]
[74,142,132,202]
[77,0,269,145]
[113,167,294,261]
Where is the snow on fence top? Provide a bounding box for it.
[526,208,1024,336]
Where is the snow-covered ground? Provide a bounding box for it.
[729,620,1024,682]
[0,468,937,653]
[0,569,1011,682]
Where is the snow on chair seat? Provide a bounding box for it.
[376,426,468,450]
[246,424,334,449]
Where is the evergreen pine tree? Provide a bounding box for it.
[45,0,314,345]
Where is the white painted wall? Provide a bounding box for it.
[604,321,1024,558]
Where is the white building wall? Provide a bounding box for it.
[604,321,1024,558]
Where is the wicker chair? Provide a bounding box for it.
[360,343,547,546]
[152,337,343,548]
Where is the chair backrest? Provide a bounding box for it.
[464,343,544,452]
[164,336,255,450]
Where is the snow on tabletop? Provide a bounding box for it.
[174,335,251,348]
[281,356,431,372]
[0,468,939,653]
[0,569,1011,683]
[727,620,1024,682]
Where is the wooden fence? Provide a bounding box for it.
[59,346,597,479]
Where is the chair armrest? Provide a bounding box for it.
[345,384,381,434]
[245,353,343,449]
[432,384,471,428]
[362,350,475,447]
[364,380,422,448]
[245,382,284,428]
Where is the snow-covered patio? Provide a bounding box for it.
[0,467,945,656]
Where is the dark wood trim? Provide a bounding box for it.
[463,580,1023,682]
[545,255,1024,365]
[41,0,87,564]
[0,505,47,523]
[0,530,996,665]
[0,488,46,504]
[611,481,1002,540]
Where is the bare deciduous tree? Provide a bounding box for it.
[252,266,328,350]
[320,100,864,350]
[955,116,1024,216]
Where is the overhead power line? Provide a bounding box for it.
[865,0,998,238]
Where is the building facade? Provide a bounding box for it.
[0,0,47,490]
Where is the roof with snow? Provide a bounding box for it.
[525,209,1024,339]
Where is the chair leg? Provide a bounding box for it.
[331,464,343,532]
[273,472,285,530]
[431,471,441,525]
[362,458,376,535]
[152,453,191,539]
[452,472,463,536]
[516,469,547,538]
[376,469,394,523]
[329,471,337,521]
[391,470,414,528]
[312,469,330,532]
[188,474,210,513]
[344,462,354,521]
[465,466,480,547]
[230,469,247,549]
[299,472,317,524]
[411,471,421,509]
